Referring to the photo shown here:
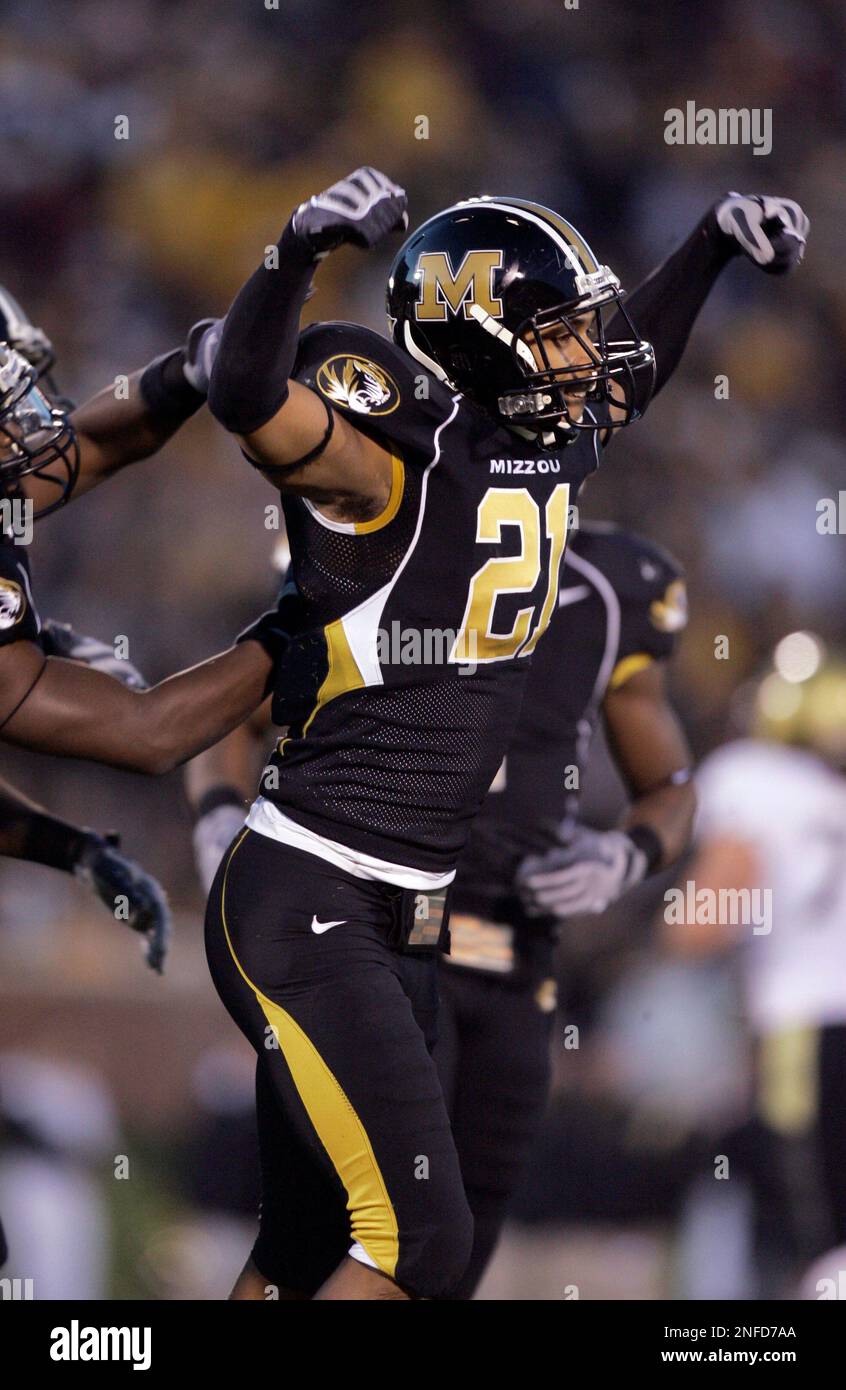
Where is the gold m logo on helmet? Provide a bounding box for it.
[0,577,25,630]
[315,355,400,416]
[414,250,503,322]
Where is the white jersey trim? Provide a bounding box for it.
[349,1241,379,1271]
[302,498,357,534]
[246,796,456,890]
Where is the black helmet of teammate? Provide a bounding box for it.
[0,286,78,516]
[0,345,79,516]
[0,284,56,382]
[386,196,655,440]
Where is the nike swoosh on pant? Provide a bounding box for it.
[311,917,347,934]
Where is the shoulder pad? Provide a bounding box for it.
[293,321,461,459]
[573,523,686,633]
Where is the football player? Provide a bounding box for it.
[435,521,693,1297]
[666,635,846,1289]
[187,521,693,1298]
[0,303,291,776]
[0,291,296,924]
[199,169,807,1299]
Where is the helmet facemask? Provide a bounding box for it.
[496,281,655,436]
[0,345,79,518]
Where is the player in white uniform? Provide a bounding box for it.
[666,632,846,1292]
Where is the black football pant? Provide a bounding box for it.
[434,949,556,1299]
[204,827,472,1299]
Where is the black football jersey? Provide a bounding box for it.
[258,320,606,875]
[0,534,41,649]
[451,522,686,922]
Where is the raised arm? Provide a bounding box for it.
[207,167,407,516]
[23,347,208,512]
[608,192,808,416]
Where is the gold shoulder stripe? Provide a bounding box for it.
[609,651,654,691]
[355,454,405,534]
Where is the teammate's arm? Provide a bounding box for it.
[603,659,696,865]
[207,168,407,514]
[517,661,695,919]
[0,613,284,775]
[22,359,206,513]
[606,192,808,421]
[65,369,203,501]
[0,776,170,971]
[0,775,92,863]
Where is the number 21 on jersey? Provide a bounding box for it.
[451,484,570,664]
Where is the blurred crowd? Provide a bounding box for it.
[1,0,844,1298]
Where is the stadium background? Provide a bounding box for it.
[0,0,843,1298]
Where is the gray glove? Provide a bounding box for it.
[41,620,147,690]
[292,166,408,254]
[517,825,648,920]
[75,833,170,973]
[183,317,223,396]
[715,192,808,274]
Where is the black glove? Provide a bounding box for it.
[236,583,307,659]
[75,833,171,973]
[714,193,809,275]
[291,166,408,255]
[236,608,297,701]
[41,620,148,689]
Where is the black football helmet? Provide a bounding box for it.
[387,196,655,441]
[0,285,56,381]
[0,345,79,516]
[0,286,78,516]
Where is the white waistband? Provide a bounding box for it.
[245,797,456,891]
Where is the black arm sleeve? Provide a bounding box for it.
[613,208,735,402]
[208,222,319,434]
[0,776,91,871]
[139,348,206,427]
